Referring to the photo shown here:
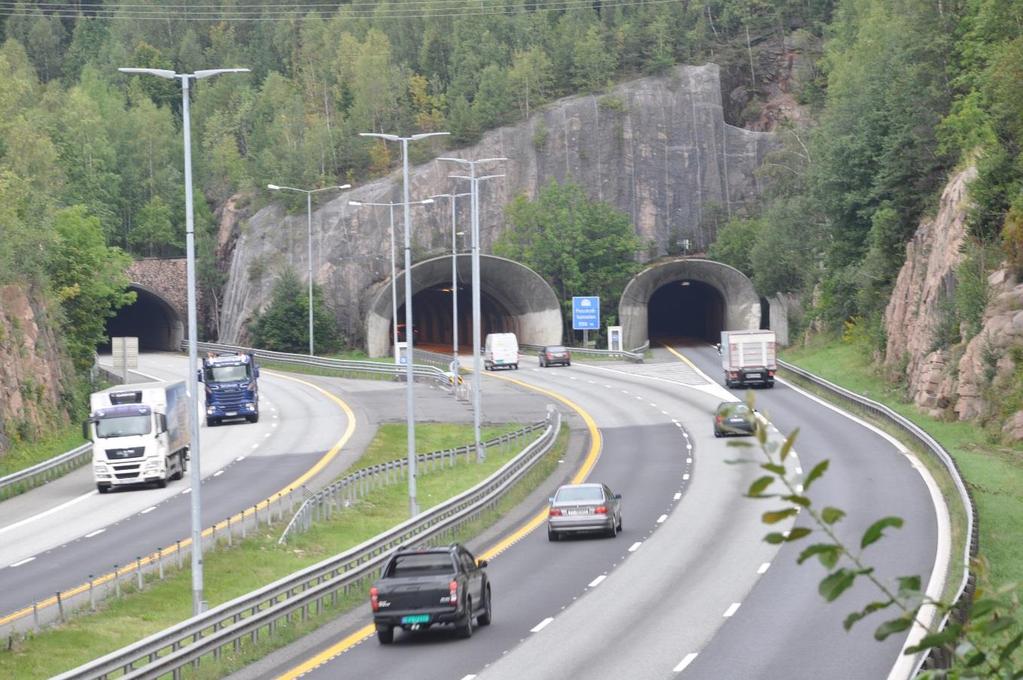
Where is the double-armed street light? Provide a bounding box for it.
[118,66,250,617]
[429,192,471,374]
[347,197,435,365]
[437,157,508,463]
[359,131,449,517]
[267,183,351,356]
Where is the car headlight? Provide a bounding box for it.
[245,403,255,410]
[206,406,216,414]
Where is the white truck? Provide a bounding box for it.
[85,381,190,493]
[720,330,777,388]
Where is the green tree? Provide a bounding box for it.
[495,179,641,337]
[249,269,340,354]
[472,64,514,130]
[129,195,178,257]
[47,206,135,371]
[708,216,761,277]
[572,24,617,93]
[508,47,554,119]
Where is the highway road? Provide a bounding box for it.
[243,342,943,680]
[0,353,351,621]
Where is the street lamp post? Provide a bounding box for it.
[429,192,470,372]
[119,66,249,617]
[348,197,435,365]
[437,157,507,463]
[266,183,351,356]
[359,131,448,517]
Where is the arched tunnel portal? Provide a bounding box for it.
[102,284,184,352]
[366,254,562,357]
[619,258,762,350]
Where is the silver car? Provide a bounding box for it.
[547,483,623,541]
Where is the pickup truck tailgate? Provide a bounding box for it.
[379,576,451,611]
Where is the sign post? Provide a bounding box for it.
[572,297,600,347]
[111,336,139,384]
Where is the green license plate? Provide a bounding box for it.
[401,614,430,624]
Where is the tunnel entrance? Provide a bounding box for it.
[648,279,725,343]
[395,284,513,351]
[365,254,562,357]
[101,285,183,352]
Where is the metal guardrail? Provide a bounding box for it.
[51,408,561,680]
[189,341,453,386]
[520,342,645,363]
[778,359,977,674]
[0,442,92,500]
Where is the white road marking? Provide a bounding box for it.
[683,473,690,481]
[182,488,191,495]
[588,575,607,588]
[672,419,680,424]
[140,506,156,515]
[235,456,245,462]
[628,542,642,552]
[674,653,698,672]
[682,431,689,437]
[10,557,36,567]
[686,457,692,464]
[635,396,643,400]
[621,390,630,394]
[251,443,259,449]
[723,602,741,617]
[604,384,612,388]
[686,443,692,450]
[460,675,477,680]
[649,402,658,407]
[674,492,682,500]
[0,490,97,536]
[661,410,670,416]
[758,562,771,574]
[657,514,668,524]
[213,470,224,477]
[85,529,105,538]
[530,617,554,633]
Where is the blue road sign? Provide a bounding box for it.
[572,296,600,331]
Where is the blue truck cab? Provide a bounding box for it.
[200,352,260,426]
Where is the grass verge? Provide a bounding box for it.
[1,424,567,679]
[782,335,1023,590]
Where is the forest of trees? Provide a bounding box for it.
[1,0,1022,392]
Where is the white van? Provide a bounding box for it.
[484,332,519,370]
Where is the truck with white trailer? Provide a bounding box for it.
[720,330,777,388]
[85,381,190,493]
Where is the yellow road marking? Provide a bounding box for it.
[276,370,603,679]
[660,341,701,370]
[0,371,356,629]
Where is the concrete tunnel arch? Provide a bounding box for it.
[365,254,563,358]
[102,284,184,352]
[619,258,761,350]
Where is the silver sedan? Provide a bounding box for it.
[547,483,623,541]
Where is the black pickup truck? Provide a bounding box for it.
[370,543,492,644]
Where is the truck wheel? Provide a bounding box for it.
[456,597,474,638]
[154,476,168,489]
[477,586,492,626]
[97,484,109,494]
[171,454,184,481]
[206,417,217,427]
[607,519,618,538]
[376,626,394,644]
[247,414,259,423]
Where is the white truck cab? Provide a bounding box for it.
[484,333,519,370]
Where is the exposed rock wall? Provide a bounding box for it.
[883,167,975,414]
[0,285,72,455]
[218,63,776,345]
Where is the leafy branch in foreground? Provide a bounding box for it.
[731,394,1022,679]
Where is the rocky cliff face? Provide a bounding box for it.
[218,63,776,345]
[884,166,1023,439]
[0,285,72,455]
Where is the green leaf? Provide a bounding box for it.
[978,616,1016,637]
[843,599,893,631]
[896,575,922,598]
[779,429,799,461]
[873,615,913,641]
[760,463,786,475]
[821,507,846,525]
[905,625,960,653]
[746,475,775,498]
[782,494,811,507]
[797,543,841,569]
[861,517,904,549]
[764,532,787,545]
[786,527,812,542]
[999,633,1022,662]
[762,508,798,524]
[819,568,857,602]
[804,460,829,490]
[969,598,1000,619]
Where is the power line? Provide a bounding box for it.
[0,0,685,22]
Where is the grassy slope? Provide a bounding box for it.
[782,336,1023,587]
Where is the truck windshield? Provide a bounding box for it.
[95,414,151,438]
[206,365,250,383]
[386,553,454,577]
